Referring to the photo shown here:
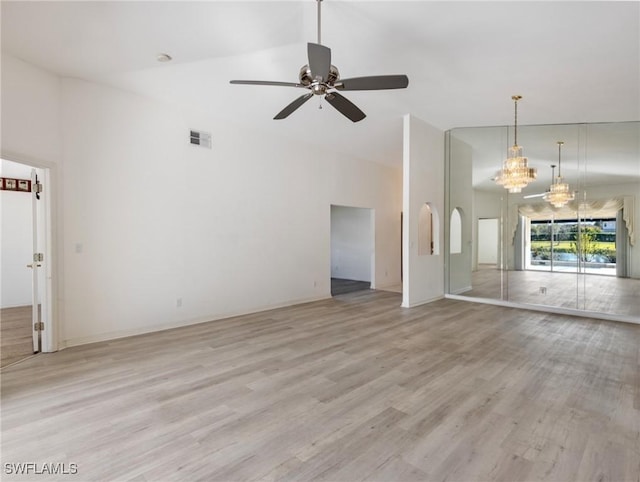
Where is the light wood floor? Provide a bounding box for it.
[1,305,34,368]
[2,291,639,481]
[465,267,640,318]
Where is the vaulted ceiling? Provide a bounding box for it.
[2,1,639,168]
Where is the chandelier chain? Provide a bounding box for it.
[514,98,518,146]
[557,141,562,177]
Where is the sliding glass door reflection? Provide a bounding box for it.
[528,218,616,275]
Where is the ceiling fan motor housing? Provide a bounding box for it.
[299,64,340,92]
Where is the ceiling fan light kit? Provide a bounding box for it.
[494,95,537,193]
[229,0,409,122]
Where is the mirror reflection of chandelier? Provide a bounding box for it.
[494,95,537,193]
[544,141,575,208]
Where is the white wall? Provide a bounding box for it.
[402,115,445,307]
[1,54,403,348]
[1,55,61,164]
[43,76,401,347]
[330,205,373,283]
[1,160,34,307]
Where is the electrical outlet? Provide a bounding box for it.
[176,297,183,307]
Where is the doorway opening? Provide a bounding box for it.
[330,205,375,296]
[1,158,52,367]
[477,218,499,268]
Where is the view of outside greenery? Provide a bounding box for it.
[530,219,616,268]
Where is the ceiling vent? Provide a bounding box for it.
[190,130,212,149]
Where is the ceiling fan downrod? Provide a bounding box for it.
[317,0,322,45]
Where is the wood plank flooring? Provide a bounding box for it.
[1,305,34,368]
[466,267,640,318]
[1,291,639,481]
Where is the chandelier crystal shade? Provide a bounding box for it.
[494,95,537,193]
[543,141,575,208]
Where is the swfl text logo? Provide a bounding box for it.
[4,462,78,475]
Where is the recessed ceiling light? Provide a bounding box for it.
[157,53,172,63]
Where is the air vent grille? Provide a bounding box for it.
[190,130,212,149]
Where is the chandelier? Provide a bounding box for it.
[544,141,575,208]
[494,95,537,193]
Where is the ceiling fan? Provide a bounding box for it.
[523,167,551,199]
[229,0,409,122]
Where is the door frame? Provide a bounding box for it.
[2,151,56,353]
[329,204,376,291]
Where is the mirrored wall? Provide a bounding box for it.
[445,121,640,321]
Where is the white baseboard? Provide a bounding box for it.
[401,294,445,308]
[59,294,331,349]
[375,282,402,292]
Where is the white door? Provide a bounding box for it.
[29,169,42,352]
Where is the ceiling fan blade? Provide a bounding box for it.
[325,92,366,122]
[336,75,409,91]
[523,192,548,199]
[230,80,305,88]
[307,42,331,81]
[274,93,314,120]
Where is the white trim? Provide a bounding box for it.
[445,294,640,325]
[375,282,402,292]
[0,353,39,371]
[1,150,57,170]
[401,294,444,309]
[370,208,376,289]
[40,168,55,352]
[59,294,331,349]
